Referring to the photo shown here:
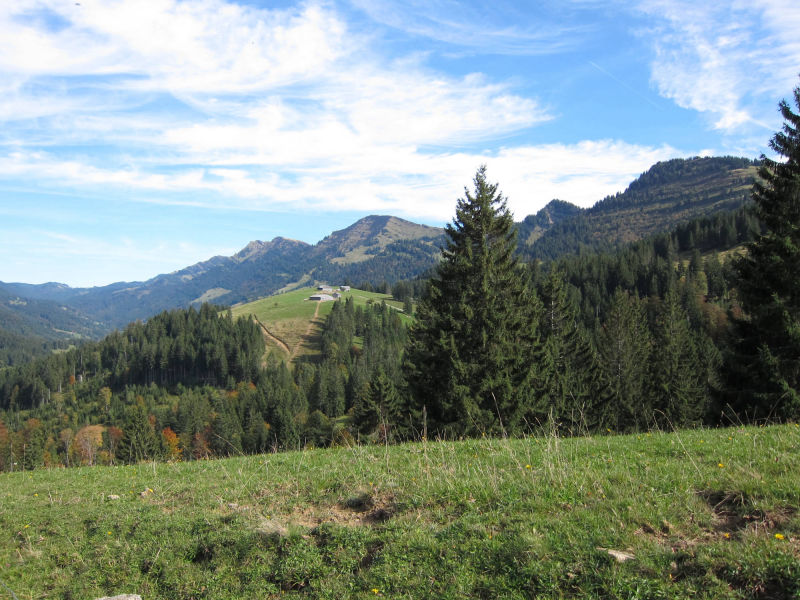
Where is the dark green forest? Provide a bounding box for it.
[1,86,798,471]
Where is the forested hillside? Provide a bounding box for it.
[522,156,758,260]
[0,297,408,467]
[0,286,107,368]
[0,206,757,470]
[0,285,106,341]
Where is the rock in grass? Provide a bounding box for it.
[597,547,635,562]
[256,518,288,540]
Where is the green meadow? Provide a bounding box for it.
[231,287,411,362]
[2,424,798,599]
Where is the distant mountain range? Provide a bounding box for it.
[0,156,759,342]
[0,216,443,332]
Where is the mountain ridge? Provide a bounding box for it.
[519,155,758,260]
[1,156,758,339]
[0,215,442,331]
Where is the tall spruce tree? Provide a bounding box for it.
[726,82,800,420]
[597,289,652,431]
[405,167,540,436]
[536,270,606,433]
[650,289,705,427]
[118,404,160,463]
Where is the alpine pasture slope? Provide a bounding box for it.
[231,287,409,363]
[1,424,798,598]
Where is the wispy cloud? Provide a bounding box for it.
[348,0,590,55]
[0,139,679,223]
[0,0,560,223]
[634,0,800,134]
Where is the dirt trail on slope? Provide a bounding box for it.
[253,316,291,357]
[291,301,322,360]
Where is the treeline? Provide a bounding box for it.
[0,303,264,414]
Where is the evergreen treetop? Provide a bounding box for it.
[405,167,540,436]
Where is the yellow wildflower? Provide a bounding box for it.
[775,533,785,540]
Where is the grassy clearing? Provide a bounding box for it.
[231,288,411,362]
[1,424,798,599]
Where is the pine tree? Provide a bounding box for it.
[705,252,726,300]
[726,82,800,420]
[354,368,403,441]
[650,289,705,427]
[405,167,540,436]
[536,270,605,433]
[597,289,652,431]
[118,404,160,463]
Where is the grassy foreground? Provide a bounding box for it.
[1,425,799,599]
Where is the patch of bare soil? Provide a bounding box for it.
[226,491,397,537]
[290,491,397,528]
[633,491,798,556]
[699,490,795,535]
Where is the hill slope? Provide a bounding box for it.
[1,425,797,598]
[231,286,409,363]
[313,215,441,264]
[0,285,106,341]
[520,156,758,260]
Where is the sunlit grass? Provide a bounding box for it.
[2,424,798,598]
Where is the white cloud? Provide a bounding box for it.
[0,0,564,227]
[348,0,590,55]
[634,0,800,134]
[0,1,349,91]
[0,138,680,224]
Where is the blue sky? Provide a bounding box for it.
[1,0,799,288]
